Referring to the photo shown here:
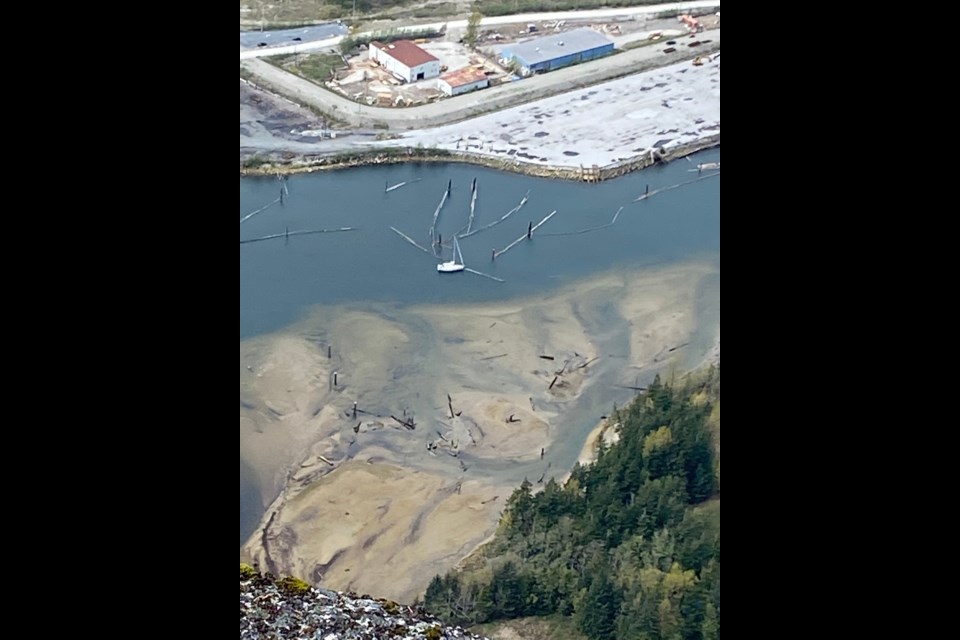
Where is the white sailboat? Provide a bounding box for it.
[437,236,466,273]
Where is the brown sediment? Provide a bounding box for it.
[240,263,719,602]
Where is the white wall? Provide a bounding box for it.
[439,77,489,96]
[371,47,439,83]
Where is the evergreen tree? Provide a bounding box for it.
[575,570,621,640]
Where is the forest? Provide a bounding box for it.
[425,365,720,640]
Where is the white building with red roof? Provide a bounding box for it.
[369,40,440,83]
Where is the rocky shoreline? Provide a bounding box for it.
[240,135,720,182]
[240,565,488,640]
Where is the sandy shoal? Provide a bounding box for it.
[240,260,718,602]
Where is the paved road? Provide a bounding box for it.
[240,22,348,50]
[239,1,720,59]
[242,28,719,130]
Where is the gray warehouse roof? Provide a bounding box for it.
[506,28,613,66]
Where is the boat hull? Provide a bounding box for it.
[437,263,465,273]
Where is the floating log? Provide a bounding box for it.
[463,267,505,283]
[541,448,545,459]
[480,353,508,361]
[634,172,719,202]
[539,355,555,361]
[481,496,499,505]
[318,455,335,466]
[540,207,623,237]
[466,182,478,233]
[428,186,450,244]
[353,422,361,433]
[493,210,558,259]
[385,178,422,193]
[668,342,691,353]
[459,190,529,239]
[448,394,455,419]
[240,228,356,245]
[390,226,432,254]
[549,376,559,390]
[239,196,281,224]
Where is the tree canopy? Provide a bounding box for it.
[425,366,721,639]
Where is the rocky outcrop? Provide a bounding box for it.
[240,565,488,640]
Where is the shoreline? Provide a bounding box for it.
[240,135,720,182]
[240,262,721,601]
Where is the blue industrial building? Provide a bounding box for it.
[500,28,614,76]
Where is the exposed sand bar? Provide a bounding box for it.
[240,260,719,602]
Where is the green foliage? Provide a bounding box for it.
[277,576,312,595]
[474,0,668,18]
[574,570,620,640]
[242,154,272,169]
[339,26,443,55]
[240,563,259,580]
[426,368,720,638]
[464,10,483,48]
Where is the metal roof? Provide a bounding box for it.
[506,28,613,67]
[439,66,488,87]
[371,40,438,68]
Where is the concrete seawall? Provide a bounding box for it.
[240,134,719,182]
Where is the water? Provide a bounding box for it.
[240,150,720,544]
[240,149,720,340]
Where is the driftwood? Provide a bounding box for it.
[385,178,422,193]
[634,172,719,202]
[240,228,356,245]
[428,186,449,244]
[464,267,505,283]
[391,226,432,254]
[549,376,559,390]
[459,190,529,239]
[480,353,508,361]
[240,197,281,225]
[540,207,623,237]
[576,356,600,370]
[391,415,416,430]
[493,210,558,259]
